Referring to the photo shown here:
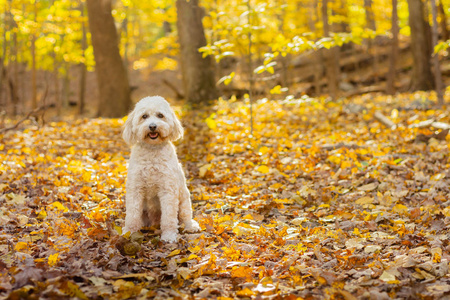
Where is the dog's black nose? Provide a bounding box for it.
[149,124,157,131]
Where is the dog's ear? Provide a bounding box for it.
[123,109,137,145]
[169,109,184,141]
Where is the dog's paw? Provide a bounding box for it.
[185,220,201,233]
[161,231,178,243]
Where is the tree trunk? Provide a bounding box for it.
[12,26,19,115]
[322,0,339,100]
[337,0,350,33]
[163,21,172,36]
[86,0,131,117]
[176,0,218,105]
[0,1,7,108]
[386,0,399,95]
[309,0,322,95]
[364,0,377,31]
[1,67,19,115]
[438,0,449,41]
[246,0,254,134]
[407,0,434,91]
[54,57,61,116]
[62,63,70,109]
[79,0,87,115]
[431,0,444,106]
[365,0,378,84]
[277,5,290,88]
[122,4,129,72]
[31,0,37,109]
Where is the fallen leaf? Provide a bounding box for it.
[355,196,373,205]
[379,271,396,282]
[231,266,253,281]
[257,165,270,174]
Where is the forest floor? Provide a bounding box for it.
[1,91,450,299]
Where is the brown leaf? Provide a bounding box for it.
[87,227,109,241]
[311,269,337,285]
[13,267,43,288]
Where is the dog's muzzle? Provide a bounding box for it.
[148,123,159,139]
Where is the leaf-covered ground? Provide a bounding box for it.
[1,92,450,299]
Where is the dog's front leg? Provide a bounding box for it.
[123,178,145,234]
[179,187,200,233]
[159,191,179,242]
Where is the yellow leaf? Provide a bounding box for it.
[154,57,178,71]
[206,115,217,130]
[341,160,352,169]
[257,165,270,174]
[48,253,60,267]
[177,254,198,264]
[269,182,283,190]
[392,204,408,214]
[274,198,294,204]
[114,225,122,235]
[50,201,68,212]
[218,72,235,86]
[37,210,47,220]
[188,245,201,253]
[22,147,31,154]
[68,146,75,155]
[14,242,28,251]
[270,85,282,94]
[258,146,270,155]
[391,109,399,120]
[399,26,410,36]
[224,72,235,85]
[168,249,181,257]
[245,161,255,167]
[231,266,253,281]
[254,66,266,74]
[237,287,255,297]
[82,171,91,182]
[242,214,253,220]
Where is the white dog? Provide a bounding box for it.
[122,96,200,242]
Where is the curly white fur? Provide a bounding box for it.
[122,96,200,242]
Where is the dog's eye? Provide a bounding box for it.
[142,114,149,119]
[157,113,164,119]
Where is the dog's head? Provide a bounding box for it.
[123,96,183,146]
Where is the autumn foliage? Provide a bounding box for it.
[1,92,450,298]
